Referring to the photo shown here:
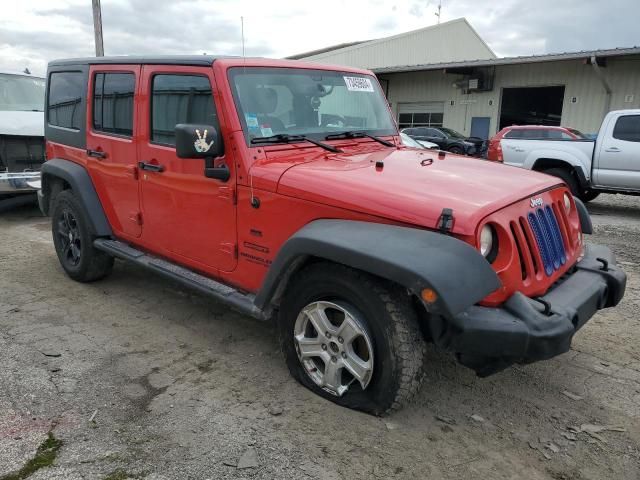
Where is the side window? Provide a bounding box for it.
[522,129,546,139]
[93,73,135,136]
[613,115,640,142]
[547,130,563,139]
[504,129,522,139]
[560,132,574,139]
[151,75,216,146]
[48,71,83,130]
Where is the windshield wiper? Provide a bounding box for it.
[250,133,342,153]
[325,130,395,147]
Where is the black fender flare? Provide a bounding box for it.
[254,220,501,320]
[574,167,590,191]
[573,196,593,234]
[40,158,112,236]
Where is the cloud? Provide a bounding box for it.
[0,0,637,75]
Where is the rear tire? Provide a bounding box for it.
[278,263,425,415]
[51,190,114,282]
[543,167,580,195]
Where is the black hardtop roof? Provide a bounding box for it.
[48,55,242,68]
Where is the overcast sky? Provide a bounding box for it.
[1,0,637,75]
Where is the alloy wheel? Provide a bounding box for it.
[56,209,82,266]
[293,300,374,397]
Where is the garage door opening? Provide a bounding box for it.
[499,86,565,129]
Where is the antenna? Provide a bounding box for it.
[435,0,442,24]
[241,15,256,205]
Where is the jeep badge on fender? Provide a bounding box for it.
[38,55,626,415]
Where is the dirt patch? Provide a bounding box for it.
[0,198,639,479]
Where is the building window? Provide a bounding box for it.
[93,73,135,136]
[398,112,443,129]
[48,71,84,130]
[151,74,216,146]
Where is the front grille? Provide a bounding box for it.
[528,206,567,276]
[508,201,571,282]
[0,135,45,172]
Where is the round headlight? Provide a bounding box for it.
[563,193,572,214]
[479,225,494,257]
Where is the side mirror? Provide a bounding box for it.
[175,123,224,159]
[175,123,229,182]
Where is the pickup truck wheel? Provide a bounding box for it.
[544,168,580,196]
[580,190,600,202]
[51,190,114,282]
[278,263,425,415]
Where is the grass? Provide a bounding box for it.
[0,432,63,480]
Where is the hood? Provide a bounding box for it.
[276,148,561,236]
[0,111,44,136]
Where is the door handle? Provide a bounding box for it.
[515,148,525,152]
[605,147,621,152]
[87,149,107,159]
[138,161,164,172]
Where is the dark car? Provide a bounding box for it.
[401,126,482,155]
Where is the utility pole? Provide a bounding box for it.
[435,0,442,24]
[92,0,104,57]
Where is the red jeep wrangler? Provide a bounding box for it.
[39,56,626,414]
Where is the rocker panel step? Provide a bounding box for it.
[94,238,266,320]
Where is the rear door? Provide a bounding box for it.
[86,65,141,238]
[137,66,237,272]
[594,113,640,189]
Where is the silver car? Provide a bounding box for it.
[0,71,45,199]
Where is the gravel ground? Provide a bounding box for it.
[0,194,639,480]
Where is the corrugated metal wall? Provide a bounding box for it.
[382,55,640,136]
[302,19,496,70]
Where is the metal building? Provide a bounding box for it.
[291,19,640,139]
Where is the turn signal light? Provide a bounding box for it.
[421,288,438,304]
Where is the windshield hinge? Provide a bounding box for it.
[437,208,454,234]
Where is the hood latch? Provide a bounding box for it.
[437,208,454,234]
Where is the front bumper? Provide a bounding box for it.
[0,171,41,194]
[435,244,626,376]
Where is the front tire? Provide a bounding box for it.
[51,190,114,282]
[278,263,426,415]
[448,146,463,155]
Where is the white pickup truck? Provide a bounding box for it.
[500,109,640,201]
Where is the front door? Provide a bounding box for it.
[86,65,141,238]
[470,117,491,140]
[595,113,640,189]
[137,66,237,272]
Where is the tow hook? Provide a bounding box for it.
[596,257,609,271]
[533,297,552,316]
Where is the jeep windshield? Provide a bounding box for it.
[0,73,45,112]
[228,67,396,145]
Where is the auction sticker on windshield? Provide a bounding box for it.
[344,76,374,92]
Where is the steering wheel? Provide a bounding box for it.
[320,114,346,127]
